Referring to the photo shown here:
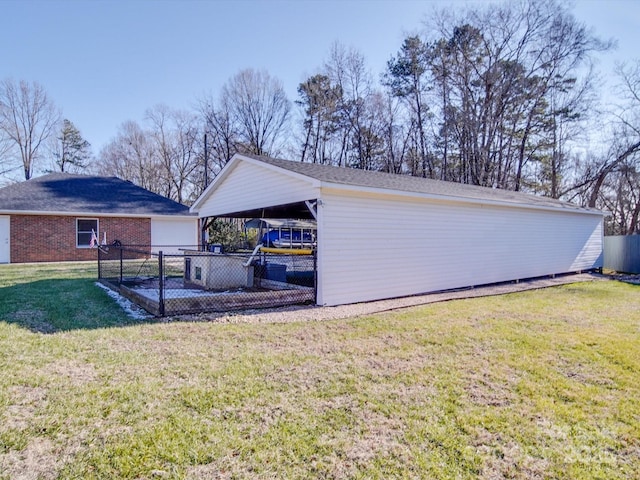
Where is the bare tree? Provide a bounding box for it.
[420,0,606,191]
[97,121,163,194]
[222,69,291,156]
[0,134,13,178]
[295,43,420,173]
[380,93,413,174]
[588,60,640,210]
[0,78,60,180]
[599,164,640,234]
[326,43,364,168]
[98,110,202,204]
[146,104,201,204]
[198,92,240,178]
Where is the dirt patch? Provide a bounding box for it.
[3,404,36,432]
[472,428,550,479]
[2,386,48,430]
[463,345,518,408]
[185,463,233,480]
[343,409,409,463]
[466,371,515,408]
[0,437,60,480]
[44,360,98,386]
[556,358,617,388]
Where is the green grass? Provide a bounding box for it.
[0,262,146,332]
[1,263,639,479]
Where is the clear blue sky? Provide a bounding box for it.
[1,0,638,157]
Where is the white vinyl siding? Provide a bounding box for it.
[0,216,9,263]
[197,161,320,218]
[151,218,199,254]
[316,189,603,306]
[192,156,605,307]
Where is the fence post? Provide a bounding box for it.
[97,247,102,279]
[313,249,317,304]
[119,247,123,284]
[158,251,165,316]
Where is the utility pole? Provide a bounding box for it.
[202,132,209,252]
[204,132,209,189]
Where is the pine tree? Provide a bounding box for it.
[52,119,92,173]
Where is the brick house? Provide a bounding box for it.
[0,173,198,263]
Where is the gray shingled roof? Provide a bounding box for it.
[241,153,599,214]
[0,173,193,216]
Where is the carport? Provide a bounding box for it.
[190,153,605,307]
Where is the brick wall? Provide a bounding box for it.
[10,215,151,263]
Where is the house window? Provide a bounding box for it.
[77,218,98,248]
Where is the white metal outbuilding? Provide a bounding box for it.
[191,153,604,306]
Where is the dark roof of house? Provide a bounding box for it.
[0,173,193,216]
[241,153,599,214]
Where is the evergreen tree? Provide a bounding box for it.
[383,35,432,177]
[51,119,92,173]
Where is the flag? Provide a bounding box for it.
[102,231,107,246]
[89,229,98,248]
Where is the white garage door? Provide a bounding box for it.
[0,216,9,263]
[150,218,199,254]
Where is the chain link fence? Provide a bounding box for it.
[98,245,316,316]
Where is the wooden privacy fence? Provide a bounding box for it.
[604,235,640,274]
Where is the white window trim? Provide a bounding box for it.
[76,218,99,248]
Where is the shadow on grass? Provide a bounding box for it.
[0,278,156,333]
[613,279,640,287]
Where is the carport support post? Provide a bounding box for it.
[158,251,165,316]
[313,249,318,304]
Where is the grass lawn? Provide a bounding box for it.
[1,263,639,479]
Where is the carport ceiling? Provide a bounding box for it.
[212,201,316,220]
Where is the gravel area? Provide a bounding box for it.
[167,272,610,325]
[608,272,640,285]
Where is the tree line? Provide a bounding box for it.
[1,0,640,235]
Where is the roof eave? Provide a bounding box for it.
[0,210,196,218]
[239,154,322,187]
[190,153,322,214]
[190,155,244,212]
[320,181,606,216]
